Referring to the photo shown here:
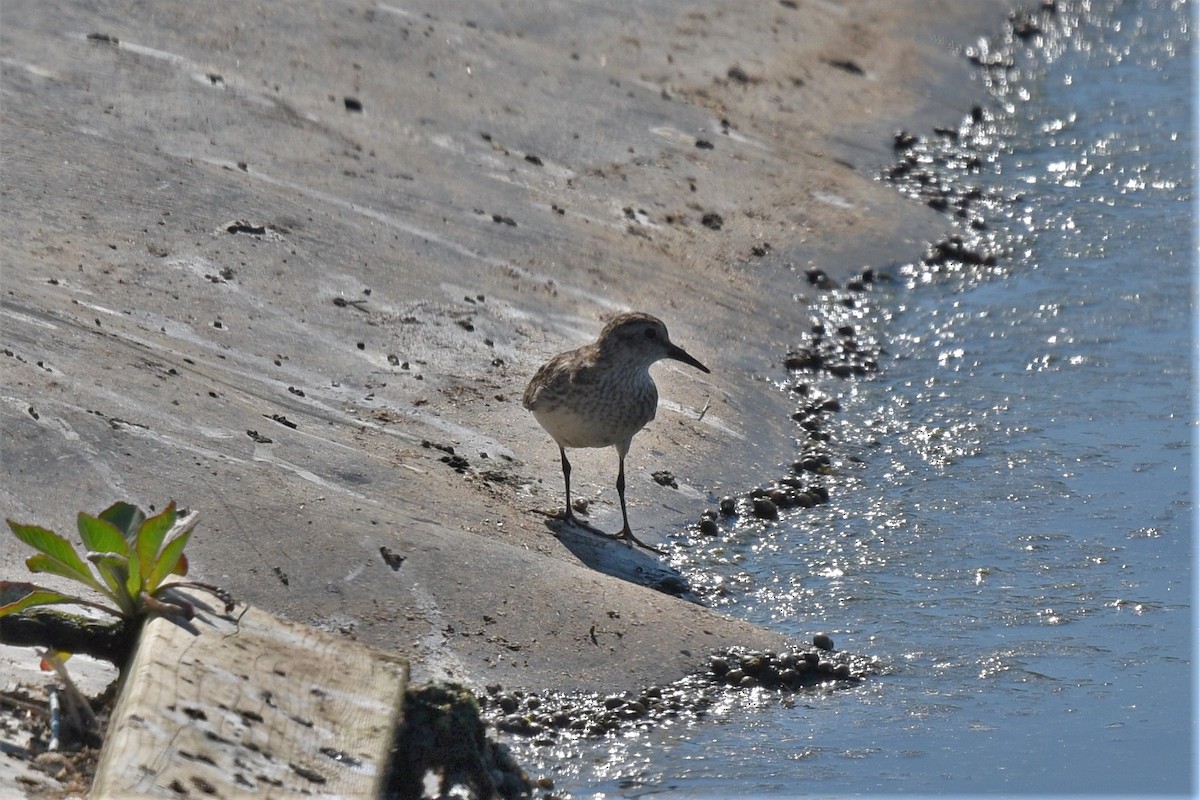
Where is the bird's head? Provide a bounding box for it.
[598,312,711,373]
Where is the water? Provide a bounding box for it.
[517,2,1196,795]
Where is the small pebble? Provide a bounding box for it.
[751,497,778,520]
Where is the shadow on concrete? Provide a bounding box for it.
[544,518,698,602]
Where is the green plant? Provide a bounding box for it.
[1,500,231,622]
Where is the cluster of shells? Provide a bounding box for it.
[481,638,876,743]
[881,24,1039,281]
[888,122,1011,278]
[699,473,830,531]
[706,639,871,689]
[694,305,879,531]
[784,286,881,379]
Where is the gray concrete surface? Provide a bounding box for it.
[1,0,1012,694]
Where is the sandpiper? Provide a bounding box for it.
[523,312,710,552]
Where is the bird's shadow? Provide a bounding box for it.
[544,517,699,602]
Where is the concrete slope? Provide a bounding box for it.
[1,0,1011,693]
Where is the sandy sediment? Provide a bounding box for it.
[1,1,1013,694]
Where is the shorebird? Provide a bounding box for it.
[523,312,710,552]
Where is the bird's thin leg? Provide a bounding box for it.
[555,446,618,537]
[559,445,575,523]
[615,453,665,554]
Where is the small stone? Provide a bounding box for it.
[751,497,778,520]
[813,633,835,651]
[740,654,766,675]
[498,713,532,734]
[828,363,854,378]
[652,575,690,596]
[894,130,918,150]
[698,517,719,536]
[718,496,737,515]
[784,349,822,370]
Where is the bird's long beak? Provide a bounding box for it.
[668,344,710,374]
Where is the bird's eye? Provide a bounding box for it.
[645,328,657,339]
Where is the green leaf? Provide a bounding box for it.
[77,513,128,557]
[125,546,143,604]
[0,583,83,617]
[135,502,176,585]
[8,521,102,590]
[98,502,145,541]
[24,553,105,594]
[146,510,198,590]
[148,530,192,590]
[88,552,137,616]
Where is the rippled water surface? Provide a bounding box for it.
[518,2,1196,795]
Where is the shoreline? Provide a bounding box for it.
[2,0,1016,699]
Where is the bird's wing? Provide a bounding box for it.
[523,348,599,410]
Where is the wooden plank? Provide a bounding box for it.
[91,605,407,798]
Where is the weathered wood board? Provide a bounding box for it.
[91,605,407,798]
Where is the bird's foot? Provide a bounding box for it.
[537,507,607,535]
[615,527,666,555]
[530,506,586,524]
[540,509,666,554]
